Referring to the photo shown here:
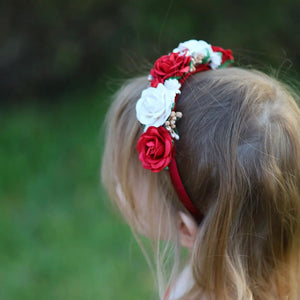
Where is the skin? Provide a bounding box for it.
[116,180,200,299]
[178,211,198,249]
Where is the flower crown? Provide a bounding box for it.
[136,39,234,173]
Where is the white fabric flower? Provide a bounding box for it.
[173,39,222,69]
[136,83,175,130]
[210,52,222,69]
[173,39,211,57]
[164,78,181,94]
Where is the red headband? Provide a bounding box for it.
[136,40,233,221]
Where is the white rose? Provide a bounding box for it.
[164,78,181,94]
[173,39,222,69]
[173,39,211,57]
[136,83,175,130]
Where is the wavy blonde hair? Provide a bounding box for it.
[102,68,300,300]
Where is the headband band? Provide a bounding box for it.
[136,39,233,221]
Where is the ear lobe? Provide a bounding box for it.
[178,211,198,249]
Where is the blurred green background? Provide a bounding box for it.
[1,0,299,299]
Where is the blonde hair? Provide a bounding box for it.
[102,68,300,300]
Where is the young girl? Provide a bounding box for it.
[101,39,300,300]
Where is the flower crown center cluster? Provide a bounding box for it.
[136,39,234,173]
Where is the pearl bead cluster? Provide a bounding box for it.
[164,111,183,140]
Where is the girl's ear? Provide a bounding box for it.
[178,211,198,249]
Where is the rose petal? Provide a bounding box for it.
[136,126,173,172]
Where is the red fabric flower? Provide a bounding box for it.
[137,126,174,172]
[150,52,191,87]
[211,46,234,65]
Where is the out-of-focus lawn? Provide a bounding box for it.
[0,88,153,300]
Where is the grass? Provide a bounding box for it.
[0,88,154,299]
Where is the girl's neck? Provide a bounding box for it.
[166,265,211,300]
[168,265,194,299]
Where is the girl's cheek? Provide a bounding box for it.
[115,181,169,240]
[115,182,149,235]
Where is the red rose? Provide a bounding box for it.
[211,46,234,65]
[137,126,174,172]
[150,52,191,87]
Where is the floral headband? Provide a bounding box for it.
[135,39,234,220]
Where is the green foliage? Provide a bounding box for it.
[1,1,300,298]
[0,91,153,299]
[1,0,299,99]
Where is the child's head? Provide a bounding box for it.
[102,41,300,300]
